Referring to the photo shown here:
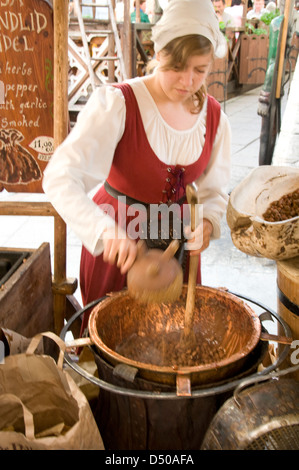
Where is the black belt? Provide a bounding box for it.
[104,181,148,208]
[104,180,186,207]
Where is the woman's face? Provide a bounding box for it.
[156,52,213,103]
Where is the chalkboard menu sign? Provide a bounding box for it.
[0,0,54,193]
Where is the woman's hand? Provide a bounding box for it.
[102,226,138,274]
[184,218,213,256]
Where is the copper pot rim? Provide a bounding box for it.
[88,285,262,375]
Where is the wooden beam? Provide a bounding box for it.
[0,201,56,217]
[107,0,127,80]
[54,0,69,149]
[242,0,248,29]
[276,0,292,98]
[123,0,133,78]
[136,0,141,23]
[53,0,69,334]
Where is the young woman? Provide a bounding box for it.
[43,0,231,332]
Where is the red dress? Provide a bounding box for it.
[79,83,221,330]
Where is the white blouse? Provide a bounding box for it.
[43,76,231,255]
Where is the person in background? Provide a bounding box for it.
[43,0,231,334]
[225,0,244,28]
[265,1,277,13]
[212,0,235,27]
[131,0,150,22]
[247,0,267,19]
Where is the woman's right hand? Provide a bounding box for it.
[102,226,138,274]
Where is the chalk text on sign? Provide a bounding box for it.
[0,9,48,53]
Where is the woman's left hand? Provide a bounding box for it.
[184,218,213,256]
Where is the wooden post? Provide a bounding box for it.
[123,0,133,78]
[108,0,128,80]
[53,0,69,334]
[276,0,292,98]
[242,0,248,29]
[136,0,141,23]
[54,0,69,148]
[108,0,116,82]
[0,0,75,336]
[74,0,98,90]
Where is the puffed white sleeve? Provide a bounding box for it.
[42,85,126,255]
[195,110,231,239]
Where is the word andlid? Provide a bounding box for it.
[0,7,48,53]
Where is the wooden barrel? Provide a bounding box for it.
[277,256,299,381]
[91,341,267,450]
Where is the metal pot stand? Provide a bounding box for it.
[60,290,292,400]
[60,291,294,450]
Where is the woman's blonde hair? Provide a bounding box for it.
[157,34,214,114]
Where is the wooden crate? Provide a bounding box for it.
[207,56,228,102]
[0,243,54,338]
[239,34,269,85]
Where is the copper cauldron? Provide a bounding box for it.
[88,286,261,395]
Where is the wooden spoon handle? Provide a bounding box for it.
[183,183,199,338]
[162,239,180,261]
[184,255,199,335]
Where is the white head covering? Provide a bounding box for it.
[151,0,227,58]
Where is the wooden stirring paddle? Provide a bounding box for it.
[181,182,200,345]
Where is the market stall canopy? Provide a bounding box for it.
[226,166,299,260]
